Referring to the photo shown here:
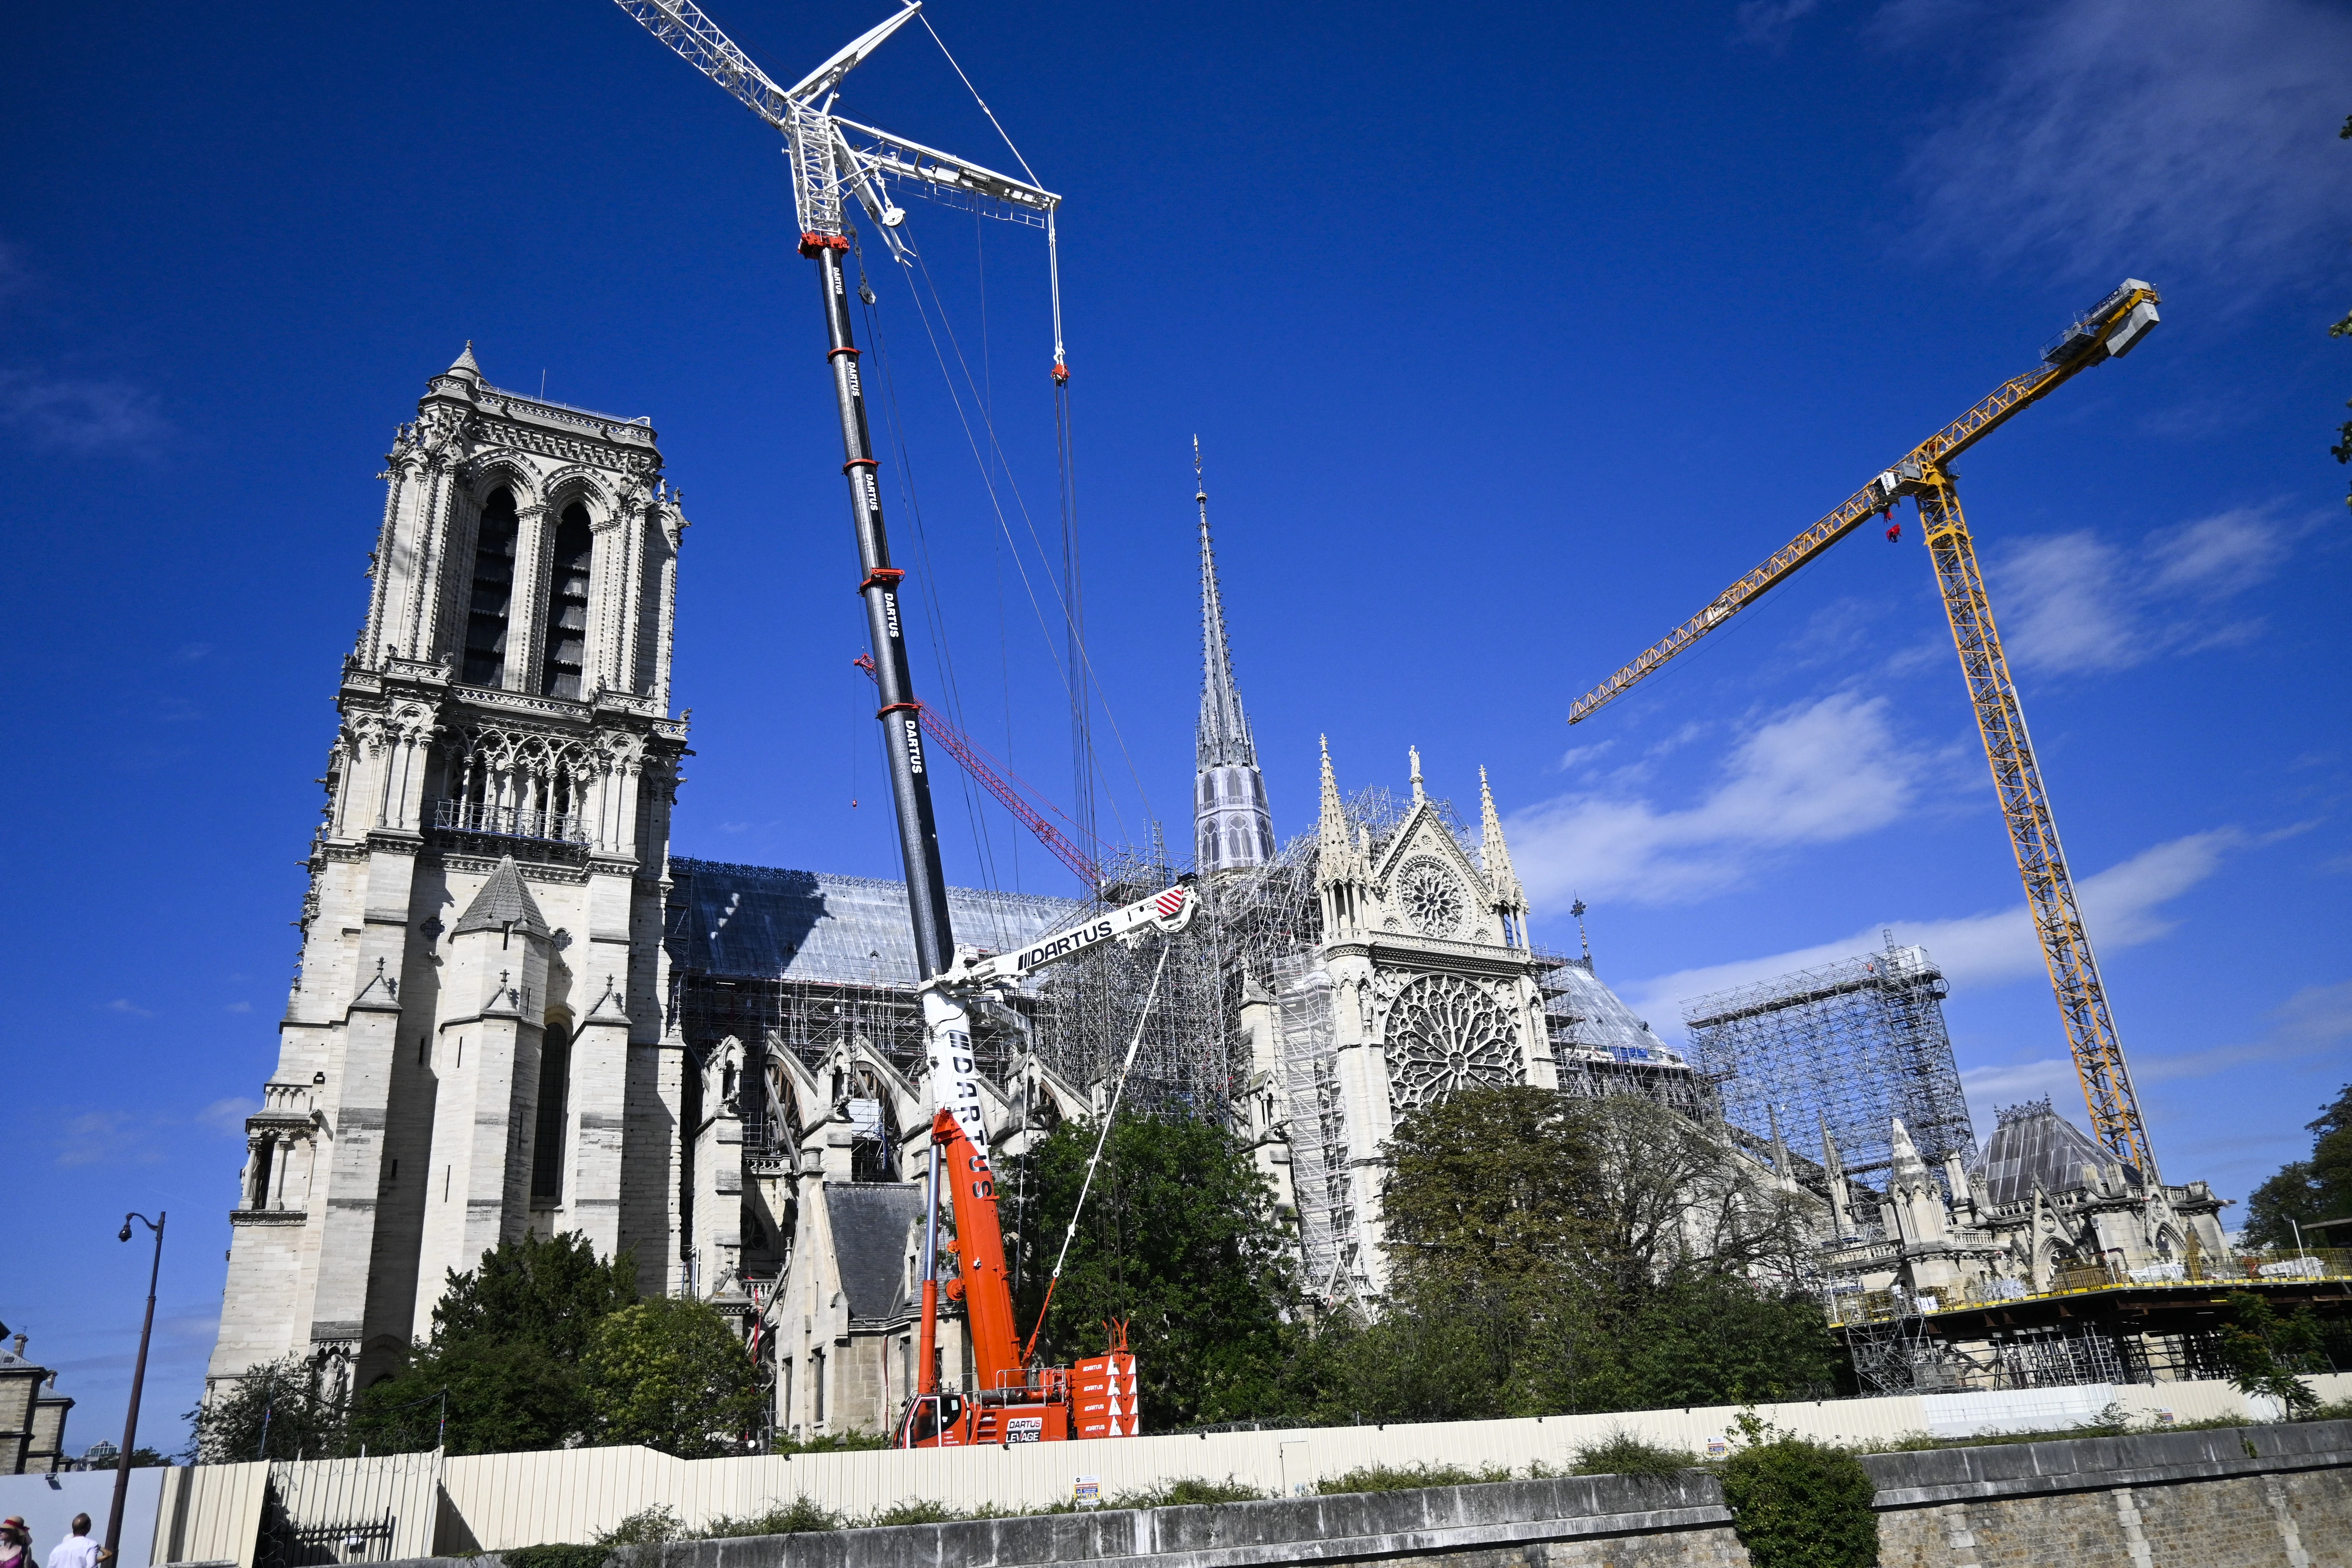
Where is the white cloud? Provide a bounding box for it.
[1619,827,2246,1026]
[197,1097,261,1132]
[102,998,155,1018]
[1735,0,1824,49]
[1956,977,2352,1134]
[1897,0,2352,287]
[0,367,169,456]
[1507,693,1938,906]
[1990,509,2293,675]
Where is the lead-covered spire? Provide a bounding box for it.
[1192,439,1274,876]
[1195,438,1256,771]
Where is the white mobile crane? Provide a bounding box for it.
[605,0,1145,1446]
[902,882,1197,1448]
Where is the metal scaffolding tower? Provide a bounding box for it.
[1682,934,1975,1189]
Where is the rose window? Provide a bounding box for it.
[1384,974,1520,1111]
[1396,858,1466,938]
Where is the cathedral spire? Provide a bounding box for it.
[1192,438,1274,876]
[1195,437,1254,771]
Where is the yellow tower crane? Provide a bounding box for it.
[1568,279,2165,1182]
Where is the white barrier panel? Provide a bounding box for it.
[157,1371,2352,1559]
[0,1467,165,1568]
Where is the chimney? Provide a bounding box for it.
[11,1334,25,1358]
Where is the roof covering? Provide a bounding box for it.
[824,1184,924,1323]
[453,855,552,939]
[667,858,1077,987]
[1973,1098,2114,1204]
[1547,958,1686,1066]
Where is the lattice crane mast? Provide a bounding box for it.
[1567,280,2166,1183]
[856,654,1106,889]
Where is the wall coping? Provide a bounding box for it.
[370,1420,2352,1568]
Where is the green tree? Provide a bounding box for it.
[185,1354,349,1462]
[1329,1088,1836,1422]
[580,1297,764,1458]
[2216,1290,2325,1415]
[1011,1111,1304,1429]
[2243,1084,2352,1249]
[353,1230,639,1455]
[1720,1435,1879,1568]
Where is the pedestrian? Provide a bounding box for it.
[0,1514,37,1568]
[45,1517,98,1568]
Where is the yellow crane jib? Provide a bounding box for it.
[1565,279,2166,1185]
[1565,281,2159,727]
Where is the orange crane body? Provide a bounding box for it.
[1568,281,2165,1183]
[900,1108,1141,1447]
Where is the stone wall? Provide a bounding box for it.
[1862,1421,2350,1568]
[366,1418,2348,1568]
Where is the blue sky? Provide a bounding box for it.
[4,0,2347,1456]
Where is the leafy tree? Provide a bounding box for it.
[86,1446,172,1469]
[1282,1089,1839,1424]
[2243,1084,2352,1249]
[2216,1290,2325,1415]
[580,1296,764,1458]
[185,1354,348,1463]
[1011,1111,1304,1429]
[353,1230,639,1455]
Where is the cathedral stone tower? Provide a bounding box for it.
[1192,444,1275,877]
[208,348,691,1394]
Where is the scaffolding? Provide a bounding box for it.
[1683,933,1976,1192]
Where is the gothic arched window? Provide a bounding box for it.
[531,1020,571,1202]
[539,503,592,698]
[463,488,520,686]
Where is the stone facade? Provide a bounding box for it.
[207,348,691,1396]
[0,1332,70,1474]
[1236,741,1556,1296]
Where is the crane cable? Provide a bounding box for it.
[1018,936,1172,1366]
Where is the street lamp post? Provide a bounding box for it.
[107,1212,165,1564]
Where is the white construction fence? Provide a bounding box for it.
[15,1372,2334,1568]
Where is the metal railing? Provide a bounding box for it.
[430,798,587,844]
[1826,1247,2352,1327]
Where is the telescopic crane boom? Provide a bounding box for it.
[1567,280,2165,1184]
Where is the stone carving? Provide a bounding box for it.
[1383,974,1521,1111]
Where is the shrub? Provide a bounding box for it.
[504,1547,609,1568]
[1719,1438,1878,1568]
[1111,1476,1266,1508]
[1317,1462,1511,1494]
[1570,1430,1699,1476]
[865,1500,960,1527]
[702,1498,845,1537]
[593,1507,682,1546]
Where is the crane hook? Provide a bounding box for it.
[1886,522,1903,544]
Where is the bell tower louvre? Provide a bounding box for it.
[207,348,691,1396]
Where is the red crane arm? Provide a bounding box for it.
[855,656,1102,888]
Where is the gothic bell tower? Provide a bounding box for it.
[207,347,692,1395]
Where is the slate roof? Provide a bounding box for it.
[453,855,552,938]
[1973,1098,2113,1204]
[666,858,1077,987]
[824,1184,925,1323]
